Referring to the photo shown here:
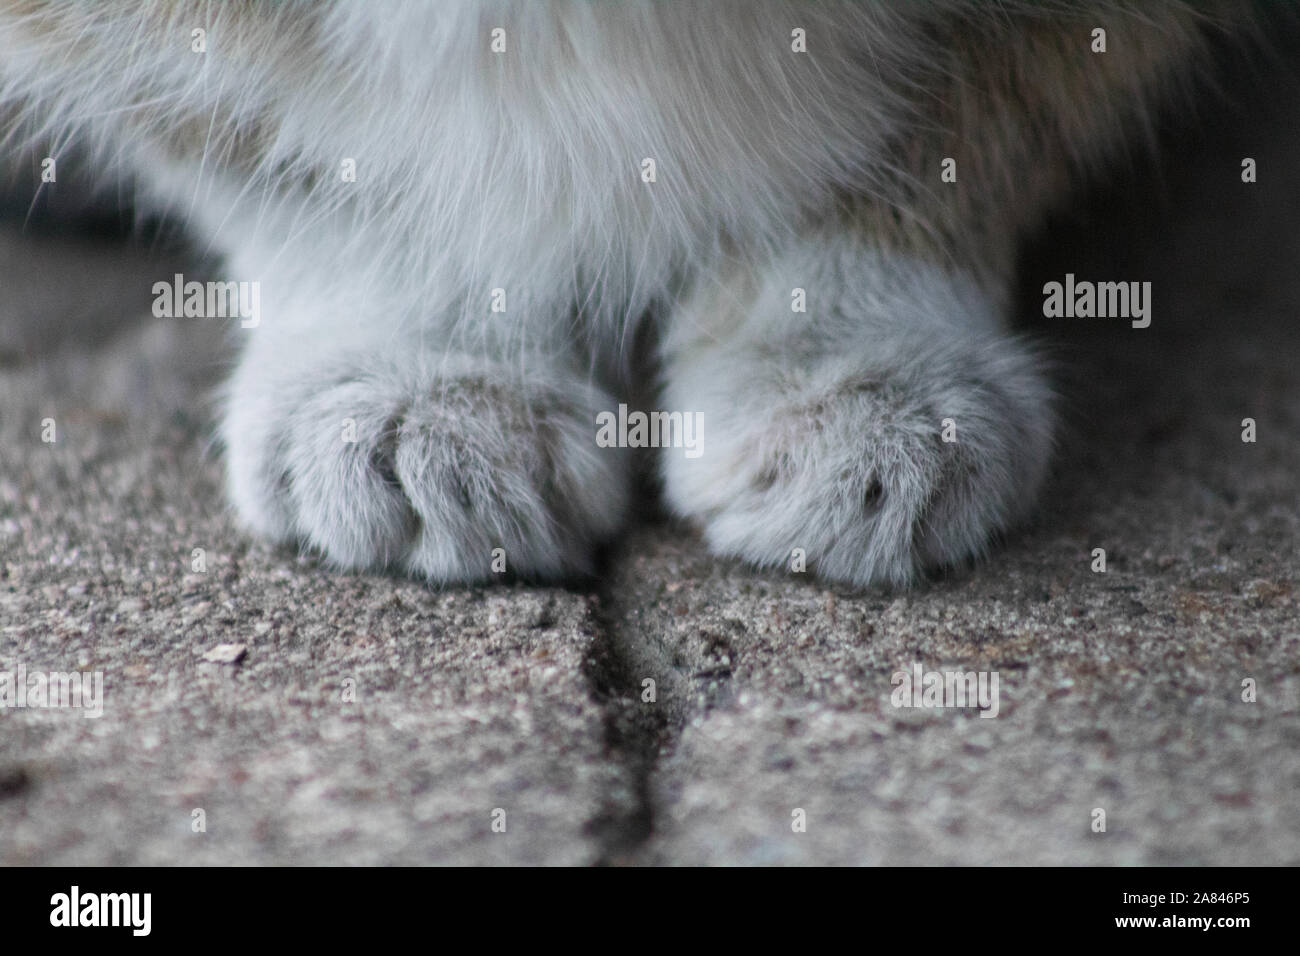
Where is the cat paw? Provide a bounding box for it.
[661,331,1054,588]
[221,356,629,583]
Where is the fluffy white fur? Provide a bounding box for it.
[0,1,1224,586]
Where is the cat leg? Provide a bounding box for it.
[658,230,1053,588]
[220,318,629,584]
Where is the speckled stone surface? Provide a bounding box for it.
[0,230,636,865]
[2,57,1298,866]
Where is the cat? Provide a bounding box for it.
[0,1,1250,587]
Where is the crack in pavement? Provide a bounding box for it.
[579,531,746,864]
[579,587,676,864]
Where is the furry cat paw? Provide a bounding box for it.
[663,333,1053,587]
[221,354,629,583]
[660,245,1054,588]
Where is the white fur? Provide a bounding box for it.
[0,1,1134,585]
